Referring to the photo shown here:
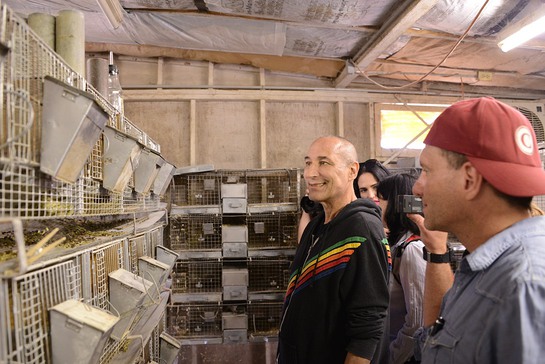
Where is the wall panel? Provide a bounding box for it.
[124,101,191,167]
[344,102,371,160]
[196,101,260,169]
[266,102,335,168]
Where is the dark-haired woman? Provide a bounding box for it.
[376,172,425,364]
[354,159,392,205]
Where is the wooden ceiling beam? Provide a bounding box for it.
[86,42,344,78]
[335,0,441,88]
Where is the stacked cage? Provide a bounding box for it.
[0,4,180,363]
[0,3,174,219]
[0,225,176,364]
[169,171,224,343]
[167,168,300,345]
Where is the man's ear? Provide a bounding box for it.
[349,161,359,181]
[462,161,484,200]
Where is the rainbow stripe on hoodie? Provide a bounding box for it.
[285,236,365,299]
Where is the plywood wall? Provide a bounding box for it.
[110,55,456,170]
[124,98,373,170]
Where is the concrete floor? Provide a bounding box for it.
[178,341,278,364]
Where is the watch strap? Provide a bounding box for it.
[423,246,452,263]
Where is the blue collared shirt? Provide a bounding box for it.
[419,216,545,364]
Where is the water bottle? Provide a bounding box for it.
[107,52,124,127]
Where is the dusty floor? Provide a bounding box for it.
[178,341,278,364]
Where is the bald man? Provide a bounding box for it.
[278,136,390,364]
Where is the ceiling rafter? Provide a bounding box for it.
[335,0,441,88]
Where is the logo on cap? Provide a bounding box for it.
[514,126,534,155]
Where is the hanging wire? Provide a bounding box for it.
[351,0,491,90]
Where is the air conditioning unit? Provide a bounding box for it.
[502,100,545,144]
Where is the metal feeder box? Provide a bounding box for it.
[153,159,175,196]
[138,256,171,290]
[222,312,248,330]
[40,76,108,183]
[134,147,163,194]
[49,299,119,364]
[102,125,142,192]
[222,268,249,301]
[108,268,154,341]
[159,332,181,364]
[156,245,179,271]
[221,184,247,214]
[222,225,248,258]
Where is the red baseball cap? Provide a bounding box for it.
[424,97,545,197]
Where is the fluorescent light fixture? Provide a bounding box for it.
[498,8,545,52]
[96,0,124,29]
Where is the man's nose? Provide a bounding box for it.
[412,178,423,196]
[304,163,318,177]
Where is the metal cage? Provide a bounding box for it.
[1,259,81,364]
[246,211,298,249]
[89,239,126,309]
[245,169,299,205]
[167,303,223,339]
[1,224,166,363]
[248,258,291,294]
[171,259,222,296]
[171,172,221,207]
[128,234,147,274]
[247,301,282,338]
[0,4,162,218]
[169,214,222,251]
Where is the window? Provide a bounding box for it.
[376,103,447,158]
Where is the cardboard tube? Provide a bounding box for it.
[28,13,55,49]
[56,10,85,77]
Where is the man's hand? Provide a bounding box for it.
[408,214,448,253]
[407,213,453,326]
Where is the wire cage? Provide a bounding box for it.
[166,303,223,339]
[89,239,126,309]
[171,172,221,207]
[0,4,87,166]
[246,211,298,249]
[147,310,166,364]
[247,301,282,339]
[246,169,299,205]
[248,258,291,294]
[0,4,162,219]
[0,258,81,364]
[128,234,148,274]
[219,170,246,185]
[388,167,421,176]
[148,226,164,255]
[1,224,167,364]
[171,259,223,295]
[169,214,222,251]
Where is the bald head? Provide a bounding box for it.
[304,136,359,220]
[310,136,358,168]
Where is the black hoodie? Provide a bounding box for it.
[278,198,390,364]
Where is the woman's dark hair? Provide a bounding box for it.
[353,159,392,198]
[376,172,421,245]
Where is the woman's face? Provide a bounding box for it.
[358,172,380,204]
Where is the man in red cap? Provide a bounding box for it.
[408,97,545,363]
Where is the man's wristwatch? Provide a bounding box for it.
[422,246,453,263]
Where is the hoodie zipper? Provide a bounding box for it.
[278,233,321,334]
